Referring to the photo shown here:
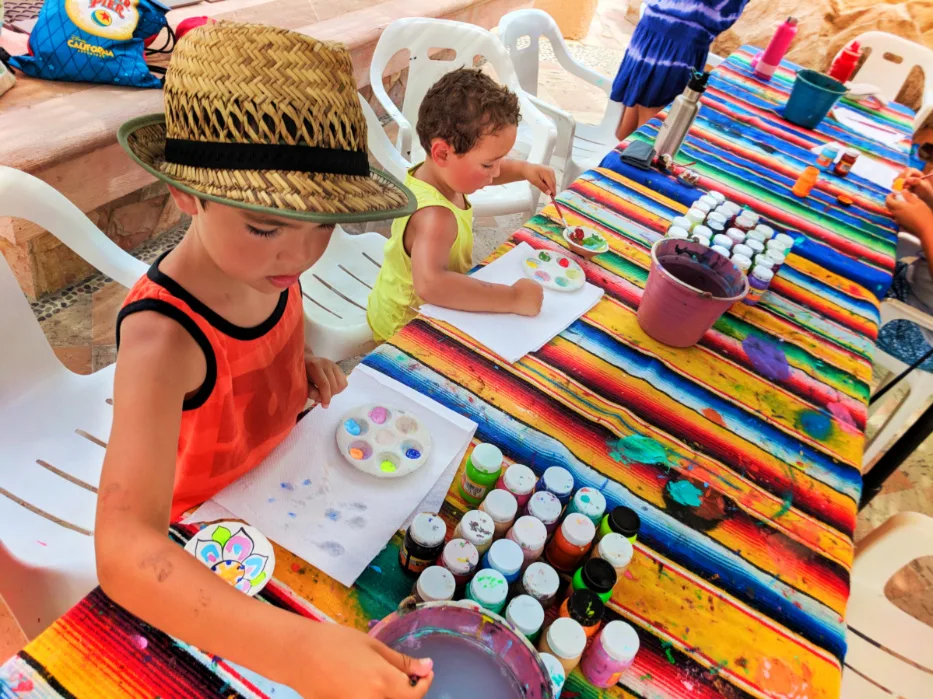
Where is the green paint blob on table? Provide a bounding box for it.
[609,434,667,465]
[667,480,704,507]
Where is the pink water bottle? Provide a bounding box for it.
[752,17,798,80]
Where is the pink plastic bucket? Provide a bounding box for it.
[637,238,748,348]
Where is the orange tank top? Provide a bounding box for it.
[117,252,308,521]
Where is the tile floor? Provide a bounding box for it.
[3,0,931,666]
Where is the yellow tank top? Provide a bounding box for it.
[367,165,474,342]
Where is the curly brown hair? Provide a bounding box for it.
[416,68,521,155]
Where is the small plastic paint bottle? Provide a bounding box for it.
[711,244,732,258]
[506,515,548,566]
[706,220,726,238]
[744,238,766,256]
[399,512,447,575]
[745,228,767,244]
[709,191,726,205]
[666,226,690,240]
[792,166,819,198]
[817,143,839,169]
[834,148,859,177]
[693,200,713,214]
[711,234,733,250]
[754,224,775,240]
[599,506,641,543]
[725,227,746,246]
[734,213,757,232]
[591,532,634,578]
[697,194,718,210]
[670,215,693,231]
[453,510,495,555]
[538,653,567,699]
[479,488,518,539]
[558,588,605,639]
[545,513,596,573]
[766,238,789,255]
[706,211,727,228]
[741,210,761,226]
[774,233,795,250]
[536,466,575,506]
[480,538,524,584]
[496,463,537,509]
[439,538,479,589]
[413,566,456,603]
[538,617,588,674]
[459,443,503,506]
[761,249,786,273]
[692,224,713,241]
[692,235,712,248]
[732,243,753,259]
[743,265,774,306]
[731,254,752,274]
[570,557,617,603]
[466,568,509,614]
[581,620,640,688]
[505,594,545,643]
[519,561,560,609]
[566,487,607,525]
[525,490,563,534]
[685,208,706,229]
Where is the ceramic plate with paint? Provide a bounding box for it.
[522,250,585,292]
[562,226,609,259]
[336,404,432,478]
[184,522,274,596]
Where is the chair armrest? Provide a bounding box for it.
[853,512,933,590]
[880,297,933,331]
[368,72,413,160]
[526,94,576,167]
[358,94,411,182]
[914,94,933,133]
[548,34,612,96]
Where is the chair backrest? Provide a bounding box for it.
[370,18,542,163]
[847,31,933,104]
[359,93,410,181]
[843,512,933,697]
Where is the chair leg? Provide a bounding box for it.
[863,376,933,466]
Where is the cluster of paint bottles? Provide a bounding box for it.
[667,191,794,307]
[401,443,645,695]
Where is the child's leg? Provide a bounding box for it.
[636,105,664,130]
[615,105,640,142]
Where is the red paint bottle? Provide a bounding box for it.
[828,41,862,84]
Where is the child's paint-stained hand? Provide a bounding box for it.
[305,353,348,408]
[887,190,933,239]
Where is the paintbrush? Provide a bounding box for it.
[550,194,570,229]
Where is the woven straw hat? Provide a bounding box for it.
[118,22,414,223]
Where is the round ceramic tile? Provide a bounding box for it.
[336,404,432,478]
[522,249,586,291]
[184,522,274,596]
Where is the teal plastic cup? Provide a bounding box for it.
[783,69,847,129]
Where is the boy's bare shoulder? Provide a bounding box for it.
[407,204,458,241]
[117,310,205,387]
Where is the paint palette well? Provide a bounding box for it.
[336,404,432,478]
[522,250,585,292]
[184,522,274,597]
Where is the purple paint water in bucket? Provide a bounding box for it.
[637,238,748,348]
[369,601,553,699]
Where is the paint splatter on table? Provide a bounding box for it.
[0,48,895,699]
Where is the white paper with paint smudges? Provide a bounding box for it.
[187,364,477,586]
[419,242,605,363]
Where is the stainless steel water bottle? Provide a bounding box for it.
[653,71,710,160]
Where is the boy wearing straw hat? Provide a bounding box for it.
[367,68,556,342]
[100,23,433,698]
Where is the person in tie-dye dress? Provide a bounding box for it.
[612,0,750,141]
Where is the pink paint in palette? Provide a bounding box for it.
[522,250,585,292]
[336,403,432,478]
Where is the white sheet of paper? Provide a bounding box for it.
[809,141,900,189]
[188,364,477,587]
[419,242,604,363]
[832,107,905,148]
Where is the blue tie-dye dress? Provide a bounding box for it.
[611,0,750,108]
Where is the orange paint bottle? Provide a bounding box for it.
[545,513,596,572]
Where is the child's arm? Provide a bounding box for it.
[408,206,543,316]
[95,312,432,699]
[888,189,933,279]
[493,159,557,196]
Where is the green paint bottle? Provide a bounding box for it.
[598,506,641,543]
[571,558,616,603]
[459,443,503,505]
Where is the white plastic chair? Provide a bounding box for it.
[864,233,933,466]
[834,32,933,132]
[0,167,146,638]
[368,18,556,219]
[498,9,620,190]
[842,512,933,698]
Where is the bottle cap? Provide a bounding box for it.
[541,466,574,499]
[468,569,508,607]
[561,513,596,547]
[442,538,479,574]
[751,265,774,283]
[692,235,711,248]
[732,243,753,258]
[546,618,588,659]
[511,515,548,550]
[409,513,446,547]
[687,70,710,92]
[745,238,765,254]
[416,566,456,602]
[571,487,606,521]
[766,238,789,253]
[845,148,860,158]
[706,211,727,226]
[670,215,693,231]
[523,562,560,599]
[527,491,562,526]
[725,228,746,244]
[765,250,786,266]
[597,532,634,570]
[693,201,712,213]
[698,194,718,208]
[667,226,690,239]
[606,506,641,538]
[538,653,566,695]
[482,489,518,524]
[470,443,503,474]
[712,234,733,249]
[711,245,732,258]
[774,233,795,248]
[457,510,494,547]
[731,254,752,272]
[693,224,713,239]
[600,620,641,664]
[579,557,617,594]
[686,208,706,223]
[565,589,605,627]
[755,224,775,239]
[506,595,545,637]
[710,191,726,204]
[485,538,524,578]
[502,464,537,496]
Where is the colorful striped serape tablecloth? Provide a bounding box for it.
[1,49,896,699]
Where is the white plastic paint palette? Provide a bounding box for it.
[522,249,585,291]
[336,404,432,478]
[184,522,275,597]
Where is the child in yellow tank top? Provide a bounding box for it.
[367,69,557,342]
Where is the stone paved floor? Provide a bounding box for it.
[3,0,931,664]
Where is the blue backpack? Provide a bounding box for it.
[10,0,170,88]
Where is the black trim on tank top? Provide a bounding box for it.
[116,299,218,411]
[146,250,289,340]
